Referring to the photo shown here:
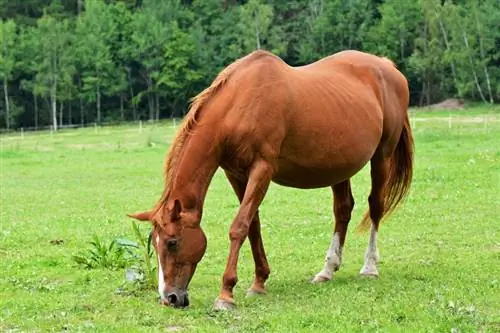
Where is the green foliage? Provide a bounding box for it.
[72,222,157,291]
[20,13,75,130]
[0,19,20,129]
[2,0,500,130]
[72,234,130,270]
[75,0,126,124]
[0,19,17,82]
[365,0,422,65]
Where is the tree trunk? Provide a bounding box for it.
[437,18,459,96]
[474,8,494,103]
[68,94,72,125]
[482,60,494,103]
[419,81,426,107]
[51,82,58,131]
[147,78,154,121]
[59,100,63,127]
[148,92,154,121]
[155,93,160,121]
[127,68,137,121]
[131,88,137,121]
[51,48,58,131]
[34,94,38,129]
[462,31,487,103]
[3,78,10,130]
[96,84,101,125]
[120,94,124,121]
[422,18,430,105]
[400,36,405,63]
[255,24,261,50]
[78,76,84,126]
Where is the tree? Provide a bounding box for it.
[365,0,422,66]
[299,0,375,63]
[0,19,18,129]
[22,13,75,131]
[158,21,203,118]
[75,0,125,124]
[408,0,449,105]
[126,0,189,120]
[235,0,286,56]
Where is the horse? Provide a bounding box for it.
[127,49,414,310]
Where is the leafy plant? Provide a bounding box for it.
[73,234,130,270]
[116,221,157,293]
[73,222,157,294]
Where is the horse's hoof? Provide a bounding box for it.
[213,298,236,311]
[359,266,379,278]
[246,288,266,298]
[311,273,331,283]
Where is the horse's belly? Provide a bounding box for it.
[273,153,371,189]
[273,120,380,188]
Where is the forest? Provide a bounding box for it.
[1,0,499,131]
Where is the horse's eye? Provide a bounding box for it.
[166,239,178,251]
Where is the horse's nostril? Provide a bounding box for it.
[167,293,178,305]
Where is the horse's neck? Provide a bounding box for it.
[169,126,221,212]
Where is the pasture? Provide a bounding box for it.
[1,106,499,332]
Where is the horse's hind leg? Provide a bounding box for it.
[223,171,270,296]
[360,157,389,277]
[312,180,354,283]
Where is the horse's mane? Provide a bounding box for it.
[152,51,266,216]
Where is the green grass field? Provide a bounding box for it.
[1,106,499,332]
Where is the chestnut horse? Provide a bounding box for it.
[128,49,414,310]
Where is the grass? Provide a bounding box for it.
[1,106,499,332]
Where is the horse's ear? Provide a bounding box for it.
[127,210,153,222]
[169,199,182,221]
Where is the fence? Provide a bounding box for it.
[409,115,498,130]
[0,118,182,139]
[0,114,498,141]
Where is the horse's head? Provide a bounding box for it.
[127,199,207,308]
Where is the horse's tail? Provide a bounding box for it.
[356,114,415,232]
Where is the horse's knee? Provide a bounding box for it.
[229,224,248,241]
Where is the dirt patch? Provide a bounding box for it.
[426,98,465,110]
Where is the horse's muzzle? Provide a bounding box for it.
[161,290,189,308]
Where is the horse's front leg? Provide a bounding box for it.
[214,160,274,310]
[223,171,270,297]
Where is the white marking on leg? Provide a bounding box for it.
[312,232,342,282]
[360,224,379,276]
[156,235,166,298]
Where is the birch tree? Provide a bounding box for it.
[0,19,18,130]
[237,0,285,56]
[23,14,74,131]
